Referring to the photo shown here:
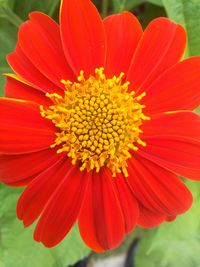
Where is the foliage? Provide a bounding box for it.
[162,0,200,56]
[0,18,16,95]
[0,184,89,267]
[135,181,200,267]
[0,0,200,266]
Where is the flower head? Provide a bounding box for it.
[0,0,200,252]
[40,68,149,177]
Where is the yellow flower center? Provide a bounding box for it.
[40,68,149,177]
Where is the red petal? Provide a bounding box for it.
[138,137,200,180]
[17,157,68,227]
[60,0,106,77]
[113,173,139,234]
[103,12,142,77]
[34,166,89,247]
[78,168,125,252]
[5,74,51,106]
[0,98,55,154]
[165,215,176,222]
[141,111,200,140]
[17,12,75,88]
[138,204,165,228]
[142,57,200,114]
[127,18,186,94]
[7,45,63,94]
[140,111,200,180]
[8,175,37,187]
[0,148,63,186]
[127,155,193,216]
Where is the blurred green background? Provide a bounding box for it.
[0,0,200,267]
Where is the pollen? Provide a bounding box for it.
[40,68,149,177]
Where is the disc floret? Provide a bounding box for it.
[40,68,149,177]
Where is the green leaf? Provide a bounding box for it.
[0,184,90,267]
[162,0,200,56]
[0,19,17,96]
[139,3,166,28]
[0,0,15,9]
[135,181,200,267]
[196,107,200,114]
[0,5,23,27]
[111,0,144,13]
[13,0,59,20]
[147,0,163,6]
[111,0,163,13]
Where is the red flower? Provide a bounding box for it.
[0,0,200,252]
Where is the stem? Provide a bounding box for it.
[102,0,109,18]
[119,0,126,12]
[0,6,23,27]
[68,252,93,267]
[124,237,140,267]
[48,0,59,17]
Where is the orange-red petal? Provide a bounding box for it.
[127,155,193,216]
[34,165,89,247]
[78,168,125,252]
[138,137,200,180]
[103,11,142,78]
[0,148,63,186]
[140,111,200,180]
[127,18,186,94]
[141,111,200,139]
[137,204,165,228]
[0,98,55,154]
[113,172,139,234]
[142,57,200,114]
[7,45,63,94]
[5,74,51,107]
[17,12,75,88]
[17,157,69,227]
[60,0,106,77]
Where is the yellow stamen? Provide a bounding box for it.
[40,68,149,177]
